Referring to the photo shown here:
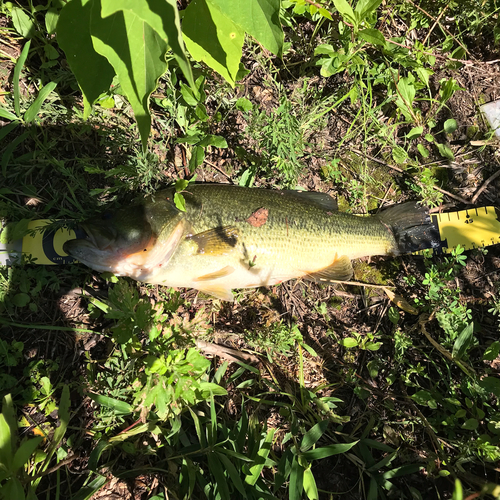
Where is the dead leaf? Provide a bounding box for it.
[383,287,419,315]
[247,207,268,227]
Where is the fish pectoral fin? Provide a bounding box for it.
[193,265,235,282]
[196,284,234,302]
[305,255,353,283]
[189,226,239,255]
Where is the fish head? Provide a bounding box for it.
[64,197,187,279]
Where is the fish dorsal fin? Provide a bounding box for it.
[283,190,337,212]
[194,265,235,282]
[305,255,353,283]
[189,226,239,255]
[196,284,234,302]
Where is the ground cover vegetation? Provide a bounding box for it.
[1,0,500,498]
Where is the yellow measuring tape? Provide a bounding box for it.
[428,206,500,254]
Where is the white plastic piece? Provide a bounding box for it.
[480,100,500,138]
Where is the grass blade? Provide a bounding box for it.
[13,40,31,118]
[24,81,57,123]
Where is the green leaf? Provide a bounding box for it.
[354,0,383,18]
[461,418,478,430]
[392,146,408,164]
[216,452,248,498]
[90,1,169,151]
[88,439,110,472]
[245,428,275,485]
[174,192,186,211]
[411,390,437,408]
[300,420,328,453]
[452,322,474,360]
[12,293,30,308]
[189,145,205,172]
[207,452,230,500]
[45,8,60,34]
[289,455,304,500]
[88,392,134,415]
[301,441,357,460]
[198,382,228,397]
[331,0,355,24]
[479,377,500,398]
[303,467,319,500]
[483,341,500,361]
[436,143,454,160]
[198,135,228,148]
[101,0,194,88]
[358,28,385,46]
[444,118,458,134]
[0,414,13,469]
[340,338,358,348]
[417,144,430,158]
[57,0,115,107]
[314,44,335,56]
[12,437,43,472]
[1,477,25,500]
[406,126,423,140]
[24,82,57,123]
[208,0,283,56]
[183,0,245,85]
[0,108,19,121]
[13,40,31,117]
[235,97,253,112]
[11,7,35,38]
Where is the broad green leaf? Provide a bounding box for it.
[207,453,230,500]
[417,144,429,158]
[13,40,30,117]
[392,146,408,164]
[183,0,244,85]
[101,0,194,88]
[289,455,304,500]
[483,341,500,361]
[358,28,385,46]
[479,377,500,397]
[300,420,328,453]
[12,437,43,472]
[452,322,474,360]
[217,452,248,498]
[340,338,358,348]
[411,390,437,408]
[415,66,433,87]
[461,418,479,430]
[235,97,253,112]
[314,44,335,56]
[57,0,115,108]
[198,135,228,148]
[12,293,30,308]
[208,0,283,56]
[444,118,458,134]
[88,393,134,415]
[174,192,186,212]
[436,142,454,160]
[69,474,108,500]
[453,479,464,500]
[245,428,275,485]
[88,439,110,471]
[91,1,168,151]
[332,0,355,24]
[45,8,60,34]
[0,414,13,469]
[189,145,205,172]
[24,82,57,123]
[2,477,25,500]
[198,382,228,396]
[355,0,383,18]
[406,126,423,140]
[0,108,18,121]
[301,441,358,460]
[303,467,319,500]
[11,7,35,38]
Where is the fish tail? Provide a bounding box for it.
[378,202,441,254]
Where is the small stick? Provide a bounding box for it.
[203,160,234,183]
[471,168,500,204]
[196,340,260,364]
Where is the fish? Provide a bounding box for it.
[64,184,440,301]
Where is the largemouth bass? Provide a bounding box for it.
[64,185,439,301]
